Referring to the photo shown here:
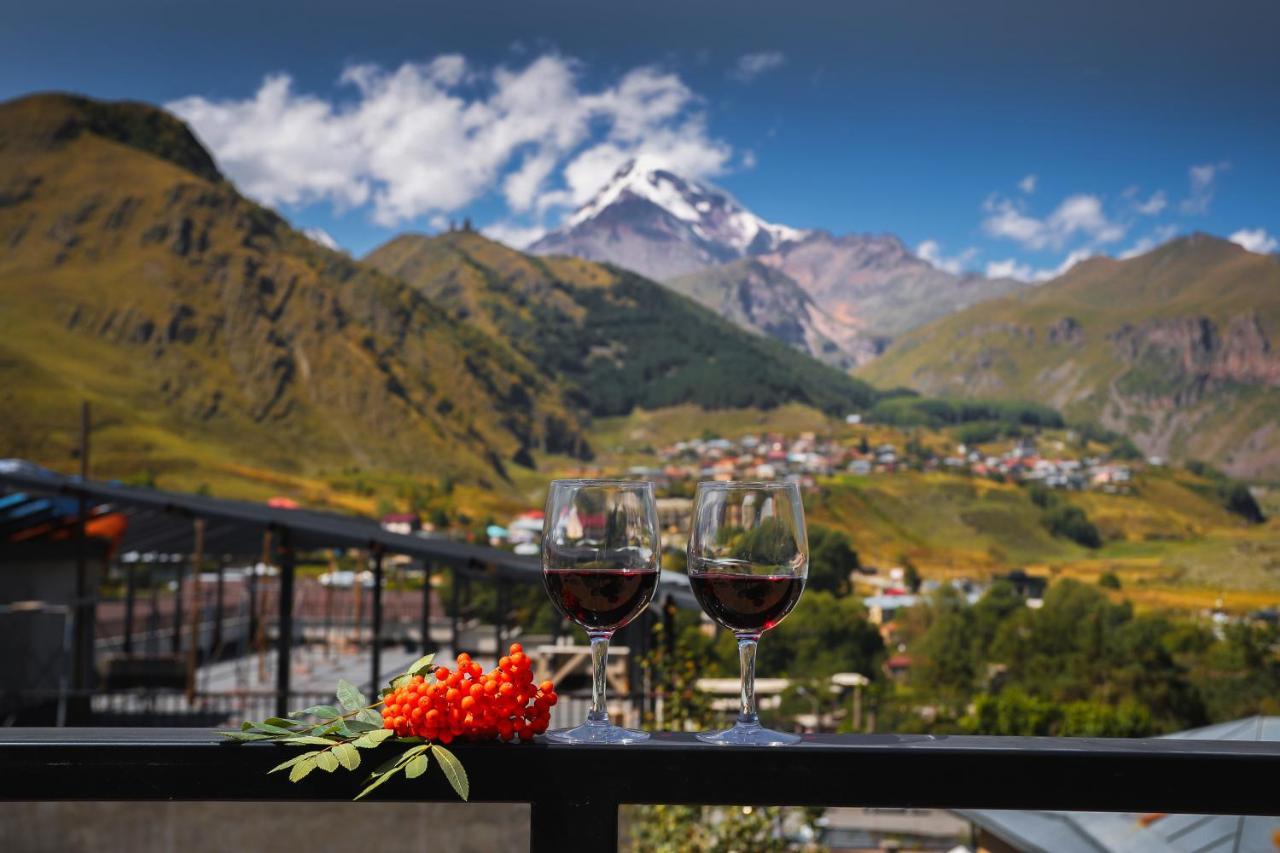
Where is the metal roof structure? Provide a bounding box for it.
[0,459,696,607]
[1,459,698,716]
[958,716,1280,852]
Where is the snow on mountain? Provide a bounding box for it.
[530,159,1031,365]
[530,159,805,279]
[564,158,804,252]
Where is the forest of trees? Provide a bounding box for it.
[658,525,1279,738]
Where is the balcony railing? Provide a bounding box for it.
[2,728,1278,852]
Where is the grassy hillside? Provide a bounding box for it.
[859,235,1280,480]
[0,93,586,500]
[365,233,880,417]
[580,405,1280,608]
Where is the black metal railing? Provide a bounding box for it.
[2,728,1278,852]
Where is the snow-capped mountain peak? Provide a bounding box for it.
[549,159,806,263]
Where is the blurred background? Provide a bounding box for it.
[1,1,1277,850]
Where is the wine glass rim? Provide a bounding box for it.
[696,480,798,491]
[549,477,654,488]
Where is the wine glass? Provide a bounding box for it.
[541,479,661,743]
[688,481,808,746]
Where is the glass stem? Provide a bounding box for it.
[587,631,612,726]
[736,633,761,727]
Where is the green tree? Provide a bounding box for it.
[913,585,978,703]
[1042,503,1102,548]
[807,524,859,597]
[736,591,886,681]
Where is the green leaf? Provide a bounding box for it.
[353,767,398,801]
[334,742,361,771]
[268,751,319,774]
[406,653,436,677]
[255,722,298,736]
[389,673,412,690]
[400,744,431,763]
[264,717,298,729]
[240,721,255,731]
[284,736,337,747]
[337,679,367,712]
[367,753,404,780]
[316,751,340,773]
[431,745,469,801]
[295,705,342,719]
[326,720,354,738]
[347,720,379,734]
[353,729,395,749]
[356,708,383,726]
[218,731,274,742]
[404,754,429,779]
[289,755,318,782]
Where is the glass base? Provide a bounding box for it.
[696,722,800,746]
[545,722,651,744]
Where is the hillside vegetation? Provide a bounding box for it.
[860,235,1280,480]
[365,232,880,417]
[0,93,584,496]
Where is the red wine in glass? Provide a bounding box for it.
[543,566,660,632]
[687,561,804,633]
[687,480,808,746]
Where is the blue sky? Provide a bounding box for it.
[4,0,1278,273]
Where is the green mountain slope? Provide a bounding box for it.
[365,232,880,417]
[860,235,1280,479]
[0,93,586,494]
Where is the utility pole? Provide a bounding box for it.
[71,401,91,720]
[186,518,205,703]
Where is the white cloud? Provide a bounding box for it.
[985,258,1034,280]
[730,51,786,82]
[917,240,978,275]
[1180,161,1230,215]
[1018,174,1037,194]
[1036,248,1094,280]
[483,221,548,249]
[1118,224,1179,260]
[169,55,732,227]
[985,248,1094,282]
[1229,227,1278,254]
[302,226,342,252]
[982,192,1126,251]
[1131,190,1167,216]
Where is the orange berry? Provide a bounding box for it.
[519,728,535,742]
[540,680,554,693]
[509,643,523,655]
[461,696,476,711]
[446,688,460,703]
[434,667,449,681]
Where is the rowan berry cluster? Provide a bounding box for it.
[381,643,557,744]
